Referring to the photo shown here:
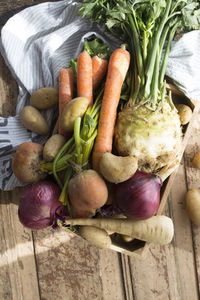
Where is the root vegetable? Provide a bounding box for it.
[186,189,200,226]
[92,47,130,172]
[99,153,138,183]
[30,87,59,110]
[78,225,111,249]
[115,101,182,173]
[61,97,89,132]
[92,55,108,90]
[192,151,200,169]
[65,215,174,245]
[20,106,49,135]
[43,134,66,162]
[12,142,46,183]
[77,50,93,106]
[58,68,74,136]
[68,169,108,218]
[175,104,193,125]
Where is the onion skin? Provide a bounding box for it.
[113,171,162,220]
[18,181,63,230]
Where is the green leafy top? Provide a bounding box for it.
[79,0,200,109]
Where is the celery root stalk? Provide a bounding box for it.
[79,0,200,174]
[65,215,174,245]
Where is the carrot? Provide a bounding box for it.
[92,55,108,90]
[92,48,130,172]
[58,68,74,136]
[77,50,93,106]
[65,215,174,245]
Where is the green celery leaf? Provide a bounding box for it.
[84,38,111,58]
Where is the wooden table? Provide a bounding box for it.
[1,1,200,299]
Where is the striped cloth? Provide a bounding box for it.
[0,0,119,190]
[0,0,200,190]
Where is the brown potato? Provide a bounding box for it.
[61,97,89,132]
[43,134,66,162]
[99,153,138,183]
[20,106,49,135]
[79,225,111,249]
[192,151,200,169]
[175,104,193,125]
[186,189,200,226]
[12,142,46,183]
[30,87,59,109]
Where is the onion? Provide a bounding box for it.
[18,180,68,230]
[113,171,162,220]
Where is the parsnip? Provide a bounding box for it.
[65,215,174,245]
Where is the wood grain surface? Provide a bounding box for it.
[0,1,200,300]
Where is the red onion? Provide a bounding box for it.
[113,171,162,220]
[18,180,68,230]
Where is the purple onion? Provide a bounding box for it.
[113,171,162,220]
[18,180,68,230]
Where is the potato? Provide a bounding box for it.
[192,151,200,169]
[43,134,66,162]
[99,153,138,184]
[186,189,200,226]
[175,104,193,125]
[61,97,89,132]
[12,142,46,183]
[20,106,49,135]
[79,225,111,249]
[30,87,59,109]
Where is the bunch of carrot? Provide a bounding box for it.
[48,44,130,218]
[58,45,130,169]
[58,50,108,136]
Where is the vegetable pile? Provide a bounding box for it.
[11,0,200,251]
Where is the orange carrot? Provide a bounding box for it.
[58,68,74,136]
[77,50,93,106]
[92,55,108,90]
[92,48,130,172]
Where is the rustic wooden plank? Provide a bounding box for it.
[126,205,181,300]
[184,108,200,295]
[168,160,199,300]
[0,54,18,117]
[0,189,40,300]
[33,228,125,300]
